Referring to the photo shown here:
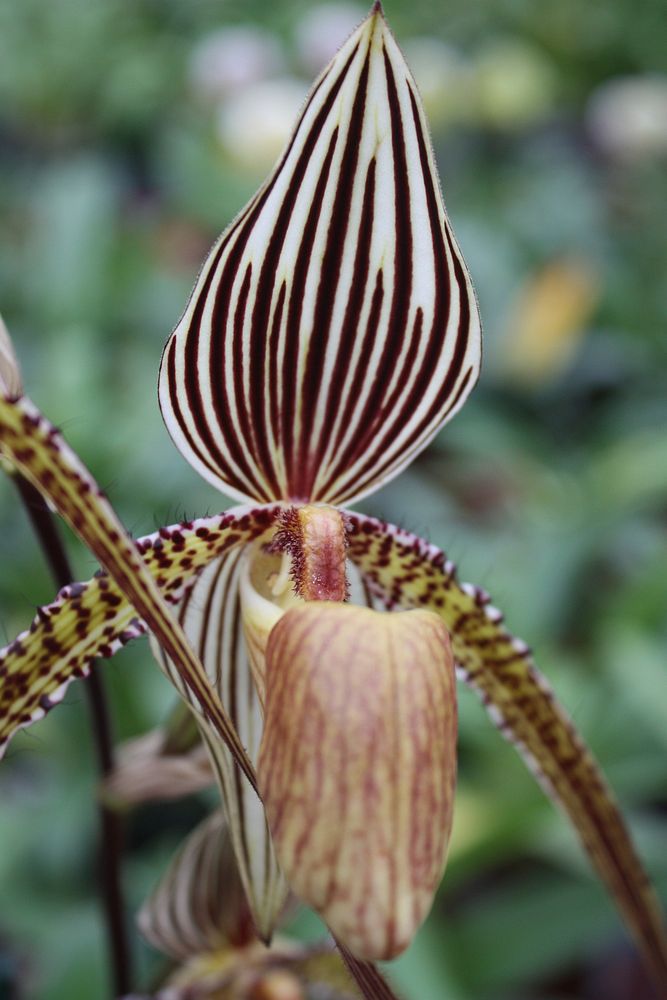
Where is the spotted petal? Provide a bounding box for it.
[0,500,278,759]
[0,394,283,788]
[345,511,667,989]
[159,4,480,507]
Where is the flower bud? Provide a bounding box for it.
[258,602,457,960]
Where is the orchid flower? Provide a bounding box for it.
[137,809,361,999]
[1,4,667,994]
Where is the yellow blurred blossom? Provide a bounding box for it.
[499,258,600,386]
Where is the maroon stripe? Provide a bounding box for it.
[248,122,341,499]
[421,223,473,418]
[267,280,287,443]
[332,86,471,500]
[404,85,470,421]
[265,126,340,497]
[165,338,223,486]
[230,263,254,468]
[191,220,269,499]
[245,46,359,499]
[178,200,270,497]
[207,220,275,500]
[326,158,378,461]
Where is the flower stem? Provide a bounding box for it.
[14,473,132,997]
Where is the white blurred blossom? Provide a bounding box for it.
[189,26,285,101]
[586,75,667,160]
[402,37,474,128]
[216,78,307,173]
[295,3,366,76]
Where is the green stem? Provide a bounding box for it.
[14,473,132,997]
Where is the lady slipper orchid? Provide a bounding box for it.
[1,3,667,993]
[138,810,363,999]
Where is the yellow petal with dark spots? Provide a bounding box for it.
[0,389,283,786]
[0,501,278,759]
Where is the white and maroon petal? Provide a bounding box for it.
[151,548,289,943]
[159,5,480,506]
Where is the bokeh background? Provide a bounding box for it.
[1,1,666,997]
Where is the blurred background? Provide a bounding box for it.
[0,0,666,997]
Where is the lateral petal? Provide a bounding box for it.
[345,511,667,988]
[159,5,480,506]
[0,504,278,760]
[151,548,289,942]
[0,394,265,785]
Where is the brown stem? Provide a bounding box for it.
[14,473,132,997]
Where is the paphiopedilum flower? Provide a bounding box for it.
[137,809,363,999]
[1,4,666,993]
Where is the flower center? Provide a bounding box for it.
[239,504,349,704]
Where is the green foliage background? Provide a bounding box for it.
[0,1,665,997]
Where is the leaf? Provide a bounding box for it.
[0,391,278,786]
[159,4,480,507]
[345,510,667,992]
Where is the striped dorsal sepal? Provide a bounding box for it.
[159,4,481,507]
